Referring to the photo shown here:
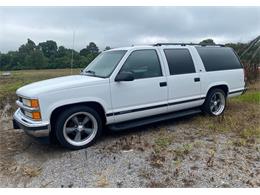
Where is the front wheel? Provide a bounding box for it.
[202,88,226,116]
[55,106,102,150]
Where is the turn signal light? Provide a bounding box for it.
[31,99,39,108]
[32,112,41,120]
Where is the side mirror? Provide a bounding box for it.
[80,69,83,74]
[115,71,134,82]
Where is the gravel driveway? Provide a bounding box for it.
[0,104,259,187]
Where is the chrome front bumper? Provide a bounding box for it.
[13,109,50,137]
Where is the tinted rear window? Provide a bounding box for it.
[164,49,195,75]
[196,47,242,71]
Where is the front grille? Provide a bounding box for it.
[17,96,25,114]
[20,109,25,115]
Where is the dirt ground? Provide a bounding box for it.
[0,102,259,187]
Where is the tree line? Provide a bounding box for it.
[0,39,108,71]
[0,37,259,74]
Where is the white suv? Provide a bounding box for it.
[13,43,246,149]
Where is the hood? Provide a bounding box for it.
[16,75,106,98]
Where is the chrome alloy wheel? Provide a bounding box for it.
[63,112,98,146]
[209,92,226,115]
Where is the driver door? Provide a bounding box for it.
[109,49,168,123]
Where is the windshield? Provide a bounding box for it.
[84,50,127,78]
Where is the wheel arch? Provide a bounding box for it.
[206,83,229,97]
[49,101,107,138]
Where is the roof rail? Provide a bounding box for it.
[154,43,225,47]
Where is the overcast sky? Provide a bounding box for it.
[0,6,259,53]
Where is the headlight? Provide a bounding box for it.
[22,98,39,108]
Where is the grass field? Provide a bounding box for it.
[0,68,80,110]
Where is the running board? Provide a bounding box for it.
[108,108,201,131]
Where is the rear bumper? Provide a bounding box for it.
[13,109,50,137]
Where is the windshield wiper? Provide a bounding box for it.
[85,70,96,75]
[84,70,103,78]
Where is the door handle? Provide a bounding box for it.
[160,82,167,87]
[194,78,200,82]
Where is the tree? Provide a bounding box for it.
[18,39,36,54]
[78,42,99,67]
[199,39,215,45]
[79,48,89,56]
[80,42,99,56]
[38,40,58,58]
[57,46,67,57]
[1,36,257,72]
[87,42,99,54]
[24,49,48,69]
[0,52,10,70]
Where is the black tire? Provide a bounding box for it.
[55,105,102,150]
[202,88,226,116]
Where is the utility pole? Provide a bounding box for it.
[70,31,75,75]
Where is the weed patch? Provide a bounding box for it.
[22,166,42,177]
[149,151,166,168]
[240,127,260,140]
[155,136,172,149]
[172,143,193,160]
[232,91,260,104]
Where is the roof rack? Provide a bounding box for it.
[154,43,225,47]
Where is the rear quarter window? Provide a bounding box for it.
[196,47,242,71]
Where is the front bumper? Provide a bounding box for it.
[13,109,50,137]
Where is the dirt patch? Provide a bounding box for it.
[0,114,259,187]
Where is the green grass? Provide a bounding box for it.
[172,143,193,159]
[155,137,172,149]
[240,127,260,140]
[0,68,80,109]
[190,89,260,146]
[232,91,260,104]
[188,82,260,144]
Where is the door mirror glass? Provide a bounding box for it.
[115,71,134,82]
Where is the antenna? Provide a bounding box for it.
[70,31,75,75]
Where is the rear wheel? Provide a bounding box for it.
[55,106,102,150]
[202,88,226,116]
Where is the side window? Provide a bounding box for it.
[164,49,196,75]
[196,47,242,71]
[119,50,162,79]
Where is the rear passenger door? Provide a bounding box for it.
[161,47,203,112]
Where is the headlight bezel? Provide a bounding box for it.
[18,96,41,121]
[22,98,39,108]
